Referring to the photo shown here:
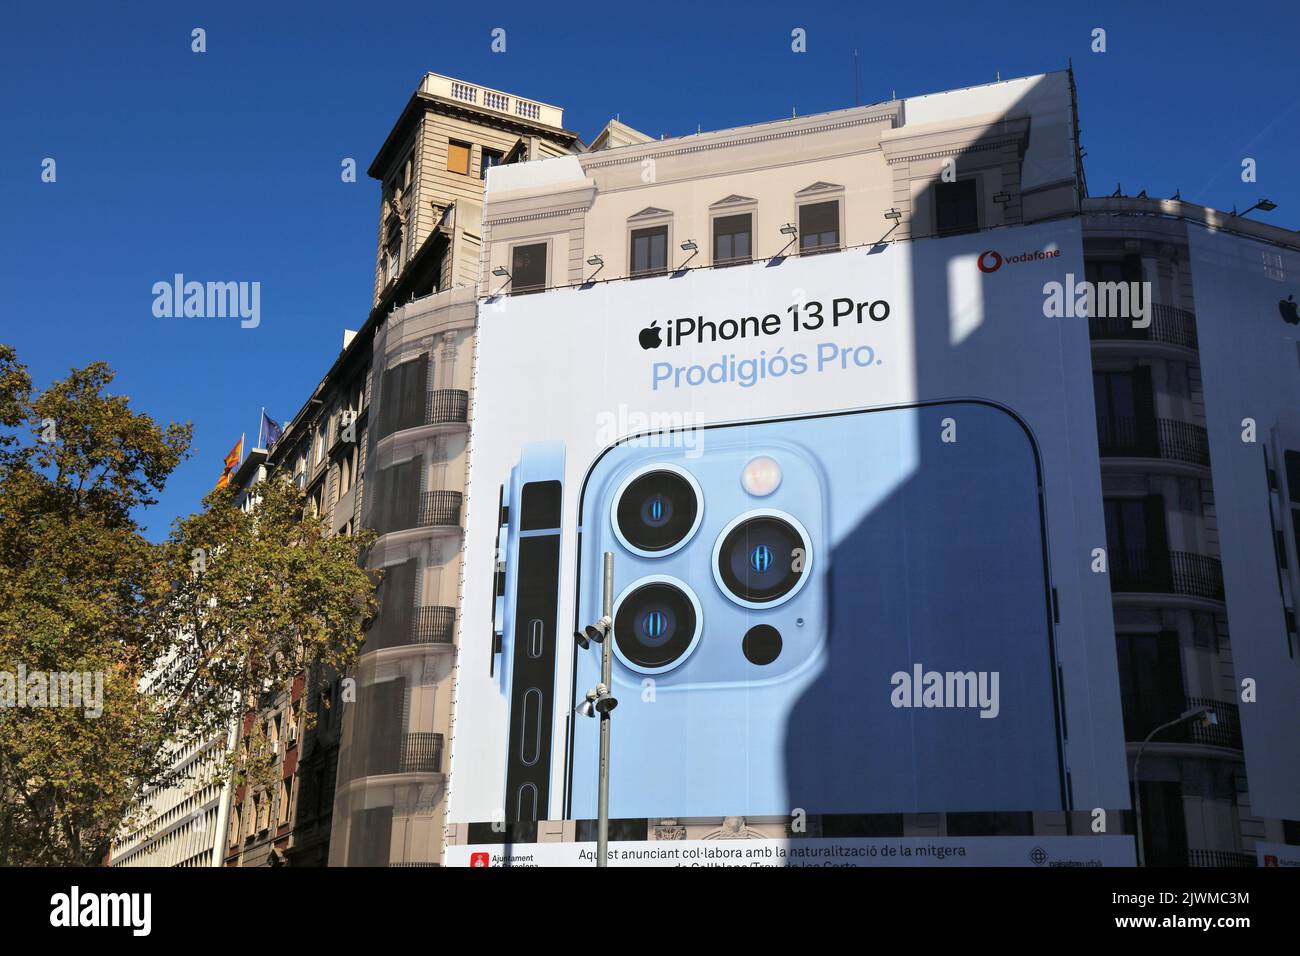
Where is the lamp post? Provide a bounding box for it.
[575,552,618,867]
[1132,704,1215,867]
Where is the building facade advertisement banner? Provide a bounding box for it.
[1188,227,1300,821]
[450,219,1131,860]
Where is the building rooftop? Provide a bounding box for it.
[1085,195,1300,252]
[419,72,565,130]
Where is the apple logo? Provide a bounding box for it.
[1280,294,1299,325]
[639,321,663,350]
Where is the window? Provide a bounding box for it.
[318,684,334,730]
[1132,780,1188,866]
[277,777,292,827]
[1086,256,1144,288]
[1104,495,1170,591]
[447,141,471,175]
[1085,256,1146,315]
[799,201,840,254]
[376,352,429,440]
[1093,367,1156,456]
[630,226,668,277]
[229,804,241,846]
[480,148,504,179]
[511,243,548,294]
[935,179,979,236]
[337,445,357,494]
[713,214,752,266]
[1115,633,1185,740]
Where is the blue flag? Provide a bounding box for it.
[259,410,283,449]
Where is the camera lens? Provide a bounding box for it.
[714,511,811,607]
[613,466,701,555]
[613,579,700,671]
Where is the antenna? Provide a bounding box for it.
[853,49,860,106]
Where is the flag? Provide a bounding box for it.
[215,436,244,490]
[258,410,283,449]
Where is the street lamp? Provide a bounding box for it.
[1132,704,1216,866]
[574,552,618,866]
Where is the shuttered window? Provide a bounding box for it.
[447,141,471,175]
[377,354,429,439]
[374,456,421,535]
[369,558,416,650]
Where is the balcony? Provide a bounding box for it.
[420,73,564,129]
[418,490,462,528]
[398,733,445,774]
[426,388,469,427]
[1098,416,1210,467]
[414,606,456,645]
[1183,697,1244,749]
[1126,697,1243,750]
[1111,549,1225,601]
[363,606,456,653]
[1089,303,1198,350]
[1189,850,1254,867]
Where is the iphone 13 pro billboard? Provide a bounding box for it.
[450,220,1130,841]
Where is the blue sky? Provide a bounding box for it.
[2,1,1297,538]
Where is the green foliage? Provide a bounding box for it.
[0,346,377,865]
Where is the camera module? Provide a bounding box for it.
[611,464,702,556]
[712,510,812,608]
[612,576,702,672]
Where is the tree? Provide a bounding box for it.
[0,346,377,865]
[153,477,378,777]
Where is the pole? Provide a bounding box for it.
[597,551,614,868]
[1133,710,1202,867]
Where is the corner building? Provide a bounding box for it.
[439,71,1300,866]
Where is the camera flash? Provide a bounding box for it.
[741,456,782,497]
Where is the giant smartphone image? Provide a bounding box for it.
[564,401,1067,819]
[492,441,565,822]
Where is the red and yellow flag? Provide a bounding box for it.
[215,436,244,490]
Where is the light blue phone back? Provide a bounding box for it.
[567,401,1064,819]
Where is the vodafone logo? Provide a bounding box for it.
[978,247,1060,274]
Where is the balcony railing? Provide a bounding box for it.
[1188,849,1254,868]
[420,74,563,129]
[1089,303,1199,350]
[418,490,462,528]
[398,733,444,774]
[1125,697,1243,750]
[414,606,456,645]
[426,388,469,426]
[1184,697,1244,749]
[1097,416,1210,467]
[1111,549,1224,601]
